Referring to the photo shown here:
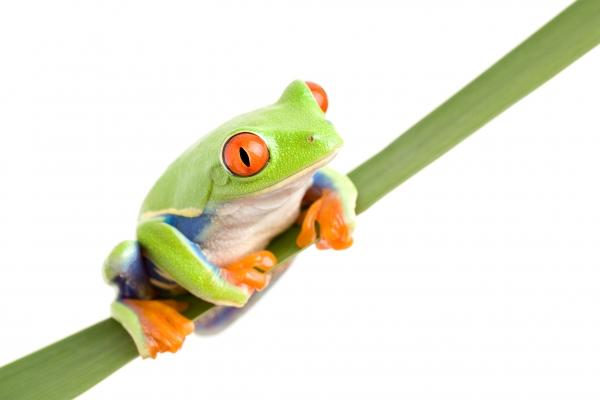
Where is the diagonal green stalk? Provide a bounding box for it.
[1,1,599,399]
[349,0,600,214]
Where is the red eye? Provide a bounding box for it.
[305,81,328,113]
[223,132,270,177]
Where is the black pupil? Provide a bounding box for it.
[239,147,251,167]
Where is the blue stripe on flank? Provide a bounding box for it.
[187,236,221,276]
[313,170,334,189]
[165,210,223,276]
[145,216,222,285]
[164,213,214,242]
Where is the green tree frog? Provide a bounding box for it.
[103,81,357,358]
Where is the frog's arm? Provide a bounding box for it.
[136,218,272,308]
[297,167,357,250]
[313,167,357,223]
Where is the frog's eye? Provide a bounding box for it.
[306,81,328,113]
[223,132,270,177]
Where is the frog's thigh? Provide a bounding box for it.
[103,240,155,299]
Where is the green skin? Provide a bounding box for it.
[104,81,357,357]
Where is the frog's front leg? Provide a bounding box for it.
[137,219,276,306]
[136,220,276,353]
[297,167,358,250]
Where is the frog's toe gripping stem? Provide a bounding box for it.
[222,250,277,291]
[112,299,194,359]
[297,168,357,250]
[297,189,353,249]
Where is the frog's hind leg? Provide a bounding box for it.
[103,240,155,299]
[104,240,194,358]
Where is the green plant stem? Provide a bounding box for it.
[349,0,600,214]
[1,1,599,399]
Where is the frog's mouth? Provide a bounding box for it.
[250,151,338,197]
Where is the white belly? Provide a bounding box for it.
[199,173,314,267]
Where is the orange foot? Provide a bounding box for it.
[123,299,194,359]
[297,189,353,250]
[223,250,277,291]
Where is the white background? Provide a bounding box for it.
[1,1,599,399]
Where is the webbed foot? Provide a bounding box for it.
[114,299,194,358]
[297,189,354,250]
[223,250,277,291]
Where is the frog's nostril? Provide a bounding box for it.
[306,134,315,143]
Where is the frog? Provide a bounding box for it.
[103,80,357,358]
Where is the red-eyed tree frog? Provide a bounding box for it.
[103,81,357,358]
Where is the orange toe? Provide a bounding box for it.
[124,299,194,358]
[296,189,353,250]
[223,250,277,291]
[296,198,322,248]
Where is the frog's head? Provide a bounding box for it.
[140,80,343,218]
[210,80,342,201]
